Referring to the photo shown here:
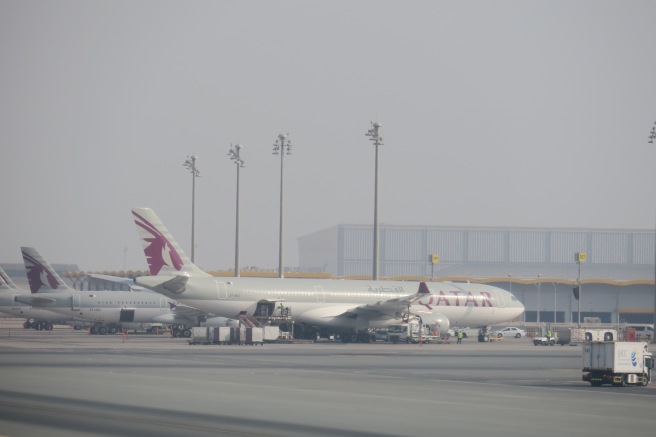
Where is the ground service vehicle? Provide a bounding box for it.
[634,326,654,342]
[387,320,445,344]
[582,342,654,387]
[584,329,617,342]
[533,336,557,346]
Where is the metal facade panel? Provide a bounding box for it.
[591,232,629,264]
[342,261,372,277]
[343,227,371,260]
[383,228,424,261]
[328,225,654,278]
[425,229,465,262]
[632,232,655,265]
[550,231,587,263]
[468,230,505,262]
[509,231,545,262]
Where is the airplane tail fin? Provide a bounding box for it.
[21,247,75,293]
[131,207,210,278]
[0,267,18,290]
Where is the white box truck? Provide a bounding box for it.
[582,341,654,387]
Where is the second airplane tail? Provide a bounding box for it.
[131,207,210,278]
[21,247,75,293]
[0,267,18,290]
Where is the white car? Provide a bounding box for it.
[491,326,526,338]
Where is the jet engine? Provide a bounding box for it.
[412,309,451,338]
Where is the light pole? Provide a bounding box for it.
[228,144,245,277]
[649,122,656,340]
[183,155,200,263]
[576,252,585,327]
[537,274,541,328]
[273,134,292,278]
[365,122,384,280]
[552,282,557,323]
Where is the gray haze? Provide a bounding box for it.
[1,1,655,272]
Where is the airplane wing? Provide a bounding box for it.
[170,302,214,319]
[14,295,57,307]
[88,274,144,291]
[341,282,431,318]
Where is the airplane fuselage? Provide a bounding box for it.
[136,276,524,330]
[14,291,173,324]
[0,291,73,323]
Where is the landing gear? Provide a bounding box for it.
[29,322,53,331]
[339,331,373,343]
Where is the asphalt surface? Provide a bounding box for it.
[0,321,654,437]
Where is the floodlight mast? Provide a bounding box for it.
[183,155,200,263]
[228,144,245,277]
[650,122,656,338]
[273,134,293,279]
[537,274,541,328]
[366,122,384,280]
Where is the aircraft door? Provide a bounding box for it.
[72,294,80,311]
[120,309,135,322]
[314,286,325,303]
[216,282,228,300]
[160,298,168,311]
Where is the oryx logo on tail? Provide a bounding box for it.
[22,250,59,293]
[132,210,183,275]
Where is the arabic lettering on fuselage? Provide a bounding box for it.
[418,291,493,309]
[367,286,406,293]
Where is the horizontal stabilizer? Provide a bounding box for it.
[135,275,189,296]
[89,274,144,291]
[14,295,57,307]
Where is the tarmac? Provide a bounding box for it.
[0,319,655,437]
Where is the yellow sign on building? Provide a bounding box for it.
[431,254,440,264]
[576,252,587,263]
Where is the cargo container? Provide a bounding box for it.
[245,327,264,345]
[212,326,231,344]
[230,326,246,344]
[190,327,210,344]
[263,326,280,342]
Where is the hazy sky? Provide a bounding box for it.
[1,1,655,272]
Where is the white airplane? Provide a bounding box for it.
[14,247,224,336]
[0,266,74,330]
[132,207,525,342]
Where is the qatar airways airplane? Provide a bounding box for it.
[0,266,72,330]
[132,208,525,342]
[14,247,223,336]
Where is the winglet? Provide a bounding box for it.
[418,282,430,295]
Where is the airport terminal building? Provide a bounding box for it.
[299,224,656,324]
